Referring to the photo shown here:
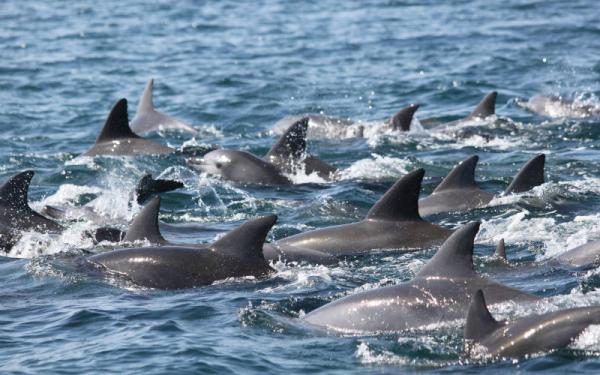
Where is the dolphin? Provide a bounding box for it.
[464,289,600,359]
[0,223,20,253]
[516,94,600,119]
[494,238,507,262]
[425,91,497,131]
[0,171,177,252]
[274,169,452,257]
[117,196,338,265]
[419,154,545,216]
[0,171,63,253]
[271,104,420,139]
[130,79,197,134]
[465,91,498,120]
[188,118,336,185]
[302,222,539,333]
[0,171,64,245]
[83,215,277,289]
[553,240,600,269]
[134,173,184,204]
[83,98,175,156]
[41,173,183,226]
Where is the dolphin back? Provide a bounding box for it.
[467,91,497,119]
[504,154,545,194]
[366,169,424,221]
[389,104,420,131]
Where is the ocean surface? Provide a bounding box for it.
[1,0,600,373]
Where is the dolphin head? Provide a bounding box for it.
[194,149,241,177]
[191,149,290,185]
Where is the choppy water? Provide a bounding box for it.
[1,0,600,373]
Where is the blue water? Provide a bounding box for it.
[2,0,600,373]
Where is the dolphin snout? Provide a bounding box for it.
[187,157,209,172]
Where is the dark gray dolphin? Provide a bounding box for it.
[119,196,338,265]
[130,79,196,134]
[89,176,182,243]
[83,98,175,156]
[0,171,63,253]
[134,174,184,204]
[275,169,452,257]
[465,289,600,359]
[303,222,539,333]
[426,91,497,131]
[517,94,600,119]
[85,215,277,289]
[419,154,546,216]
[0,171,175,252]
[271,104,420,139]
[189,118,336,185]
[467,91,498,120]
[262,242,337,265]
[0,171,64,248]
[0,223,20,253]
[0,171,63,234]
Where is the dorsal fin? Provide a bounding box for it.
[265,118,308,168]
[504,154,545,194]
[494,238,506,261]
[366,169,424,221]
[212,215,277,261]
[96,99,140,143]
[433,155,479,193]
[389,104,420,131]
[464,290,502,342]
[0,171,34,210]
[468,91,497,119]
[123,196,166,244]
[137,79,154,114]
[417,221,479,277]
[135,173,184,204]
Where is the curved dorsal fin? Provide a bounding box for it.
[433,155,479,193]
[389,104,420,131]
[123,196,166,244]
[468,91,497,119]
[265,118,308,168]
[0,171,34,210]
[494,238,506,261]
[417,221,479,277]
[366,169,424,221]
[504,154,545,194]
[96,99,140,143]
[212,215,277,261]
[135,173,184,204]
[137,79,154,114]
[464,290,502,342]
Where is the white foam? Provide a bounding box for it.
[34,184,103,208]
[572,325,600,351]
[260,262,347,293]
[284,167,328,185]
[355,342,409,365]
[476,174,600,260]
[64,155,99,168]
[455,134,525,150]
[339,154,411,180]
[560,176,600,195]
[478,209,600,259]
[7,221,96,259]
